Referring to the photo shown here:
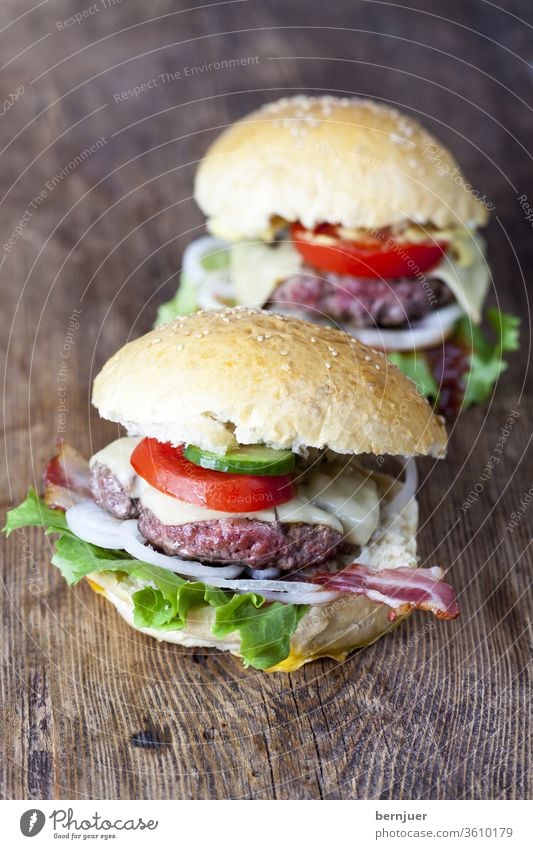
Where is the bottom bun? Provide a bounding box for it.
[86,487,419,673]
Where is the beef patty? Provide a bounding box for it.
[90,463,344,571]
[269,271,453,328]
[138,507,343,571]
[90,462,139,519]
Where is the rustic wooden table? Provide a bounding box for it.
[1,0,531,800]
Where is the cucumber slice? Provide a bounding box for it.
[184,444,295,476]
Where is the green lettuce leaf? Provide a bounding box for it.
[155,272,198,326]
[213,593,308,670]
[3,491,307,669]
[388,352,439,398]
[456,308,520,407]
[3,488,70,535]
[154,240,232,327]
[389,309,520,411]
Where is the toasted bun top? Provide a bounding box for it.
[92,309,447,458]
[195,96,488,238]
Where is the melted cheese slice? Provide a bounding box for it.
[300,465,379,545]
[89,437,142,489]
[90,438,381,545]
[227,229,489,323]
[135,478,344,534]
[230,239,302,308]
[429,231,489,322]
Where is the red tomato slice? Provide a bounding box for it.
[291,222,447,279]
[131,438,296,513]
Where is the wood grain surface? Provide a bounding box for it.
[1,0,531,800]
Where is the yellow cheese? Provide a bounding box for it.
[429,232,489,322]
[135,478,344,534]
[300,465,380,545]
[89,437,142,489]
[230,239,302,307]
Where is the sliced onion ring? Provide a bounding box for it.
[201,576,339,605]
[196,279,235,310]
[118,520,245,579]
[383,458,418,518]
[346,304,463,351]
[247,567,281,580]
[66,502,125,550]
[182,235,230,287]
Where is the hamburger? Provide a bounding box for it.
[5,309,458,671]
[157,96,519,416]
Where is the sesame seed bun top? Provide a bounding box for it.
[92,308,447,458]
[195,96,488,239]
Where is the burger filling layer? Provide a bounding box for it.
[89,437,380,573]
[269,272,454,327]
[158,224,489,339]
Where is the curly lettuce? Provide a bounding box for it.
[4,490,307,670]
[390,308,520,412]
[155,244,231,326]
[455,308,520,407]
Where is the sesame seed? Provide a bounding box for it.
[280,350,288,356]
[325,362,331,369]
[311,337,317,343]
[176,344,183,351]
[364,355,371,362]
[257,335,264,342]
[375,364,380,370]
[264,333,271,339]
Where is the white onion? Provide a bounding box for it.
[66,502,125,550]
[182,235,230,287]
[204,576,318,593]
[258,588,339,605]
[347,304,463,351]
[118,520,245,579]
[200,576,339,605]
[196,279,235,310]
[247,567,282,580]
[383,458,418,518]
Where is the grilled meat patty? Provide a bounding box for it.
[90,464,344,571]
[269,271,453,328]
[90,462,139,519]
[138,507,343,571]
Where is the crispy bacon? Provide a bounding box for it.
[42,442,92,511]
[311,563,459,620]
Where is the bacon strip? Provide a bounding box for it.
[42,442,92,511]
[311,563,459,620]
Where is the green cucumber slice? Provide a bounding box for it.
[184,444,295,476]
